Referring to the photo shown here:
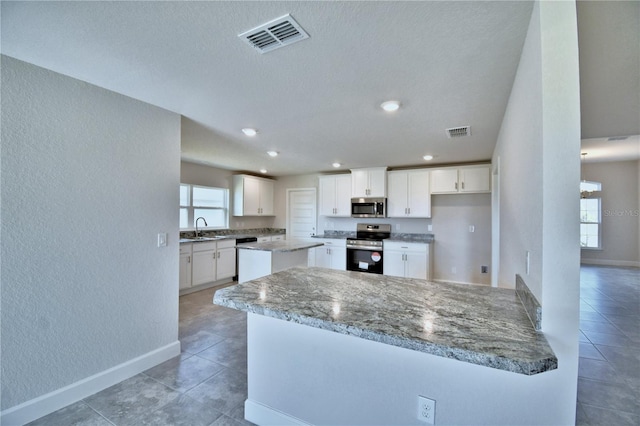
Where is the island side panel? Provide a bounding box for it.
[245,313,565,426]
[271,249,309,274]
[238,249,273,284]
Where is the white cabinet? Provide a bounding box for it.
[179,243,193,290]
[191,241,218,286]
[387,170,431,218]
[185,239,236,289]
[314,239,346,270]
[215,239,236,281]
[271,234,285,241]
[383,241,431,280]
[319,174,352,217]
[233,174,275,216]
[257,236,271,243]
[430,165,491,194]
[351,167,387,197]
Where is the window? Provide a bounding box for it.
[580,197,601,249]
[180,184,229,229]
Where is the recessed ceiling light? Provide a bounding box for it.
[259,169,267,174]
[332,162,341,168]
[380,101,400,112]
[267,151,278,157]
[242,128,258,136]
[423,155,434,161]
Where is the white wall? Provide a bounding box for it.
[431,193,491,285]
[580,160,640,267]
[1,56,181,419]
[493,0,581,424]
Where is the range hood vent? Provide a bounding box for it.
[239,14,309,54]
[446,126,471,138]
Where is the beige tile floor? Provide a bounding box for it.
[575,265,639,426]
[26,265,639,425]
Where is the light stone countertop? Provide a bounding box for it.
[236,240,324,253]
[214,266,557,375]
[312,231,434,243]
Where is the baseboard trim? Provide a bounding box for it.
[245,399,310,426]
[581,259,640,268]
[1,341,181,426]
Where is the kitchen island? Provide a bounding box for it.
[236,240,324,284]
[214,266,558,425]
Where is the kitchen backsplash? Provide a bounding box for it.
[180,227,286,239]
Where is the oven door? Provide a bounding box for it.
[346,247,384,274]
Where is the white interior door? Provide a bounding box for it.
[287,188,317,239]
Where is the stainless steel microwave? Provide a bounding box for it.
[351,198,386,218]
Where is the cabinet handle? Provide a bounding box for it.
[461,181,465,190]
[455,182,458,190]
[408,207,411,214]
[188,256,190,263]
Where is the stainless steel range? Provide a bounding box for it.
[346,223,391,274]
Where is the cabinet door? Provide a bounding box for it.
[405,251,428,280]
[216,247,236,280]
[192,250,217,286]
[315,246,332,268]
[387,172,408,217]
[367,169,387,197]
[407,170,431,217]
[319,177,337,216]
[460,166,491,193]
[179,253,192,289]
[430,169,459,194]
[329,247,346,270]
[243,177,261,215]
[272,234,285,241]
[351,169,369,197]
[334,175,352,216]
[383,250,405,278]
[259,179,275,215]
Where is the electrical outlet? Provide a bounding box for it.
[481,265,488,273]
[468,225,475,233]
[157,233,167,247]
[417,395,436,424]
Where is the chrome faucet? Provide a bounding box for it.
[195,217,208,238]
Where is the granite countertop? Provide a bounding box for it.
[214,266,557,375]
[180,229,286,244]
[236,240,324,253]
[313,231,434,244]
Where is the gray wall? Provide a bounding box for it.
[1,56,180,410]
[580,160,640,267]
[492,1,580,423]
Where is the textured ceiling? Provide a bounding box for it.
[2,1,638,175]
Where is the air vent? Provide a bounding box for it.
[239,14,309,54]
[446,126,471,138]
[607,136,628,141]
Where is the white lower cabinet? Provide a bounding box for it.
[192,242,218,286]
[383,241,431,280]
[215,239,236,281]
[182,239,237,291]
[179,243,193,290]
[313,239,346,270]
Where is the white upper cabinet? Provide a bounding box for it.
[351,167,387,197]
[430,165,491,194]
[233,174,275,216]
[319,174,352,217]
[387,169,431,218]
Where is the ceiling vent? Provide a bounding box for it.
[239,14,309,54]
[446,126,471,139]
[607,136,628,141]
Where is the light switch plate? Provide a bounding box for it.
[158,233,167,247]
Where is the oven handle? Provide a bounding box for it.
[346,245,383,251]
